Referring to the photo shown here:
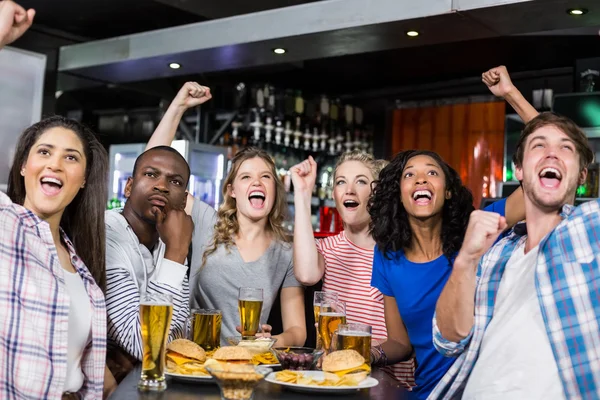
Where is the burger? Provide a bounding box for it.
[321,350,370,383]
[212,346,253,364]
[166,339,207,372]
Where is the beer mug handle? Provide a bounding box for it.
[330,330,340,353]
[185,316,193,341]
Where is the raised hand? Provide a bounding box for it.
[458,210,507,267]
[482,65,515,99]
[172,81,212,111]
[290,156,317,198]
[152,202,194,264]
[0,0,35,48]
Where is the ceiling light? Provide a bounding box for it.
[169,62,181,69]
[273,48,286,55]
[406,30,419,37]
[567,8,587,15]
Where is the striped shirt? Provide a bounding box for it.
[317,231,416,388]
[105,210,189,361]
[0,191,106,399]
[431,200,600,399]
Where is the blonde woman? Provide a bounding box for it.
[147,83,305,346]
[292,151,415,388]
[189,148,306,345]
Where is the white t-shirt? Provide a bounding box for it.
[63,270,92,393]
[463,243,566,399]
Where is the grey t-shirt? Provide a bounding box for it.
[189,198,302,343]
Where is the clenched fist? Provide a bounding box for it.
[153,202,194,265]
[482,66,515,99]
[290,156,317,198]
[172,81,212,111]
[458,210,507,266]
[0,0,35,48]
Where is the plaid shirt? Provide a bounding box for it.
[0,192,106,399]
[431,199,600,400]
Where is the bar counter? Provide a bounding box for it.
[110,365,413,400]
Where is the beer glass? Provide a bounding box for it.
[331,323,372,366]
[318,300,346,352]
[187,309,222,351]
[313,291,338,348]
[138,293,173,391]
[238,287,263,338]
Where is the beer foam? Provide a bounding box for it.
[140,301,171,306]
[341,331,372,337]
[319,312,345,317]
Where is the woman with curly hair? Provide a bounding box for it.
[188,147,306,346]
[292,151,415,388]
[369,150,524,400]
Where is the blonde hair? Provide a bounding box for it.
[201,147,289,267]
[334,150,388,182]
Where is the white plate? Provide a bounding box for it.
[165,371,214,384]
[265,370,379,394]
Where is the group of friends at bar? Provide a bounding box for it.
[1,1,599,399]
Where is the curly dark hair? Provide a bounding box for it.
[369,150,474,263]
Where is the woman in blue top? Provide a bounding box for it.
[368,150,524,399]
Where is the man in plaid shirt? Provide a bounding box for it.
[431,112,599,399]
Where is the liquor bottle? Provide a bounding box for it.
[249,108,263,146]
[284,121,293,147]
[293,117,303,149]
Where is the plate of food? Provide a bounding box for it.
[165,339,216,383]
[265,350,378,394]
[165,339,281,383]
[213,343,280,368]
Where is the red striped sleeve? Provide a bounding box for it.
[316,232,415,388]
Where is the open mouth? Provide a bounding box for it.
[343,200,359,209]
[40,176,63,196]
[539,167,562,189]
[412,190,432,205]
[248,190,266,209]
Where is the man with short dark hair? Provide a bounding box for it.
[104,146,194,379]
[432,110,599,399]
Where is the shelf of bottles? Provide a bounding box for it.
[218,84,374,219]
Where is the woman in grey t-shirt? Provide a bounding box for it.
[189,147,306,346]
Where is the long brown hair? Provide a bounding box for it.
[201,147,288,267]
[7,116,108,292]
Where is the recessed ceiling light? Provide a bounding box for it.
[567,8,588,15]
[273,48,286,55]
[406,30,419,37]
[169,62,181,69]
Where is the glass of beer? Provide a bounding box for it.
[313,291,338,348]
[318,300,346,353]
[187,309,222,351]
[238,287,263,338]
[138,293,173,392]
[331,323,372,366]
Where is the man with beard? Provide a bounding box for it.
[104,146,196,380]
[431,112,598,399]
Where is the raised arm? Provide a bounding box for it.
[482,65,539,124]
[0,0,35,50]
[145,82,212,151]
[291,156,326,285]
[435,210,506,344]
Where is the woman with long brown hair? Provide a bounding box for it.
[146,83,306,346]
[189,147,306,346]
[1,116,111,399]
